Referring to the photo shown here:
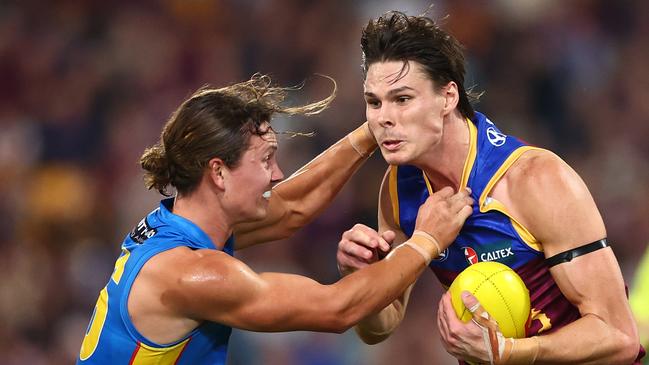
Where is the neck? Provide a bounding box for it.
[417,112,470,192]
[172,190,231,249]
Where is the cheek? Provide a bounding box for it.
[365,106,377,123]
[368,118,380,135]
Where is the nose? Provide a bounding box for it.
[271,163,284,183]
[376,105,395,128]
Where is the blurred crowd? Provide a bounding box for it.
[1,0,647,364]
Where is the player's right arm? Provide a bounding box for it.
[167,186,472,333]
[338,169,469,343]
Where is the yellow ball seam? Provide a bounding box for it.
[461,268,522,338]
[484,272,520,337]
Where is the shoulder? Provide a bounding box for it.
[503,149,605,254]
[141,246,245,297]
[140,246,253,316]
[506,149,600,210]
[505,149,587,201]
[152,246,241,278]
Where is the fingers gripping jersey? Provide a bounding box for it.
[390,112,581,338]
[78,198,233,365]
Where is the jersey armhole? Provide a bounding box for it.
[479,146,544,252]
[119,244,202,349]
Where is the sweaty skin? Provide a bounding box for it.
[339,60,640,364]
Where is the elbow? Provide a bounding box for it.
[331,321,354,334]
[357,329,391,345]
[616,333,640,365]
[603,325,641,365]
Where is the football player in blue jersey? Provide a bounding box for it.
[336,11,643,365]
[77,74,474,364]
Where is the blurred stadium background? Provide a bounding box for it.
[1,0,648,364]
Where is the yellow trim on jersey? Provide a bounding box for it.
[421,118,477,193]
[131,337,191,364]
[479,146,543,251]
[389,165,401,229]
[460,118,478,189]
[422,170,433,195]
[111,248,130,285]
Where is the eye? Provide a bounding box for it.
[365,98,381,109]
[262,153,274,168]
[395,95,411,104]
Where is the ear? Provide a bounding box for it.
[442,81,460,117]
[207,158,227,190]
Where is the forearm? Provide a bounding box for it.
[239,243,429,334]
[271,122,376,227]
[331,245,426,331]
[330,234,440,332]
[527,314,638,365]
[234,123,376,248]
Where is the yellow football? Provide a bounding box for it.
[449,261,530,338]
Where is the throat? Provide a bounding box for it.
[424,170,460,192]
[420,118,471,192]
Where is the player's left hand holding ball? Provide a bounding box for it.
[437,291,540,365]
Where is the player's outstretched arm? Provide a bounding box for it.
[437,150,640,364]
[233,122,377,249]
[339,169,474,344]
[162,189,470,333]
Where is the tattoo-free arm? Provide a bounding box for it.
[233,123,376,249]
[165,240,430,333]
[508,150,639,364]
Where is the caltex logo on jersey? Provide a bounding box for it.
[461,241,516,266]
[463,247,479,265]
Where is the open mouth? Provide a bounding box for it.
[381,140,403,151]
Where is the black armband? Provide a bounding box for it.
[545,239,609,267]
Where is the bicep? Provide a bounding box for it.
[509,150,605,257]
[549,247,630,321]
[170,252,338,332]
[510,152,634,331]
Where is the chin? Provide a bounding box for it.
[381,151,413,166]
[252,206,269,221]
[238,206,268,223]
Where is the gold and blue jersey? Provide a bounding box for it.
[78,198,233,364]
[390,112,581,337]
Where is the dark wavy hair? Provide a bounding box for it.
[361,11,477,119]
[140,74,336,196]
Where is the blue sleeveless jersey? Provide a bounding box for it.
[390,112,581,337]
[78,198,233,364]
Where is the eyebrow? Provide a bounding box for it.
[364,86,416,98]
